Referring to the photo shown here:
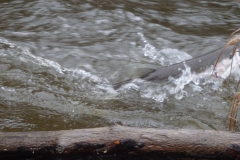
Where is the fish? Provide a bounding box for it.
[113,46,236,89]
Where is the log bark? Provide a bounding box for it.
[0,125,240,159]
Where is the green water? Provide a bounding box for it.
[0,0,240,132]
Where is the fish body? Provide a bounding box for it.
[113,46,235,89]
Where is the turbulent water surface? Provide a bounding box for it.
[0,0,240,132]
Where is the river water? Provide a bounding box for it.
[0,0,240,132]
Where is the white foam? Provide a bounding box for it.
[98,29,117,36]
[215,48,240,79]
[0,37,15,48]
[160,48,192,64]
[138,32,192,65]
[0,87,16,92]
[126,12,143,21]
[141,87,167,102]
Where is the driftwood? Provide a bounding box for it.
[0,125,240,160]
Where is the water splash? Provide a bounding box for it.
[138,32,192,66]
[138,32,165,65]
[215,48,240,79]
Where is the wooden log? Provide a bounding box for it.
[0,125,240,159]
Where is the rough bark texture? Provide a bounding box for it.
[0,125,240,159]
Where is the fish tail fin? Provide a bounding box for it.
[112,68,156,89]
[112,79,132,90]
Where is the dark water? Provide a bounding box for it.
[0,0,240,132]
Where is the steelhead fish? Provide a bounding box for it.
[113,46,236,89]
